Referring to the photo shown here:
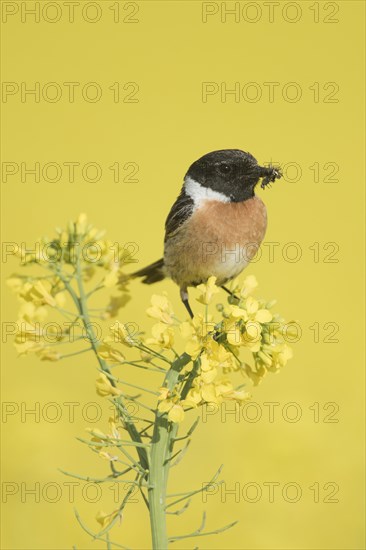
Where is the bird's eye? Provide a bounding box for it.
[218,163,231,175]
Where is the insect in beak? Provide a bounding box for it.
[258,164,283,189]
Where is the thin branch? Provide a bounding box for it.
[77,436,151,449]
[166,465,224,509]
[169,515,238,542]
[59,469,141,486]
[166,499,192,516]
[59,347,92,360]
[173,417,200,441]
[103,370,160,396]
[74,509,131,550]
[169,439,191,468]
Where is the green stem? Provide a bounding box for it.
[55,259,149,473]
[148,353,191,550]
[60,347,92,360]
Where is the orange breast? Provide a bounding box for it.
[164,196,267,287]
[189,196,267,250]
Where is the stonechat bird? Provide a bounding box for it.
[132,149,282,318]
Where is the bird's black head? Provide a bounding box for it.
[185,149,281,202]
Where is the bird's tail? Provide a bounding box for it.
[130,258,166,284]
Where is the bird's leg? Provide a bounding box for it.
[180,287,194,319]
[221,285,233,296]
[221,284,240,305]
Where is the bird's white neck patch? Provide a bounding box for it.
[184,176,230,206]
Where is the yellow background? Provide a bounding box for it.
[1,1,365,549]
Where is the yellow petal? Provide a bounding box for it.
[245,296,259,314]
[228,305,248,319]
[255,309,273,323]
[196,276,220,305]
[110,320,137,347]
[201,368,217,384]
[168,404,185,423]
[103,270,119,288]
[95,373,121,397]
[201,384,218,403]
[244,321,262,340]
[240,275,258,298]
[158,399,173,413]
[157,387,170,400]
[185,339,202,358]
[38,348,61,361]
[185,387,202,405]
[227,326,242,346]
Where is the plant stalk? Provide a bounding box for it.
[148,353,191,549]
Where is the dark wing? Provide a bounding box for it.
[164,188,194,241]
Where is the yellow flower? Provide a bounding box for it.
[95,508,120,529]
[146,322,174,349]
[244,321,262,341]
[244,363,267,385]
[182,387,201,408]
[245,296,259,314]
[20,280,57,307]
[75,212,88,235]
[227,319,262,350]
[108,417,121,440]
[240,274,258,298]
[7,276,24,294]
[226,324,243,347]
[255,309,273,323]
[204,341,236,372]
[158,397,185,423]
[103,294,130,318]
[38,348,61,361]
[201,382,218,403]
[139,349,154,362]
[180,314,215,359]
[199,353,218,383]
[185,338,202,359]
[215,379,250,402]
[103,269,119,288]
[87,428,108,442]
[98,451,118,461]
[14,339,44,356]
[269,343,293,371]
[95,373,121,397]
[146,294,174,324]
[110,320,138,347]
[87,417,120,447]
[97,340,125,364]
[185,366,221,405]
[158,387,170,401]
[15,320,43,342]
[196,276,220,305]
[226,304,248,320]
[200,368,217,384]
[257,350,273,367]
[180,321,202,359]
[18,302,48,323]
[168,403,185,423]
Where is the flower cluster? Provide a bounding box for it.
[10,213,135,272]
[86,416,121,460]
[8,276,67,361]
[219,275,294,385]
[7,214,135,361]
[97,275,294,423]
